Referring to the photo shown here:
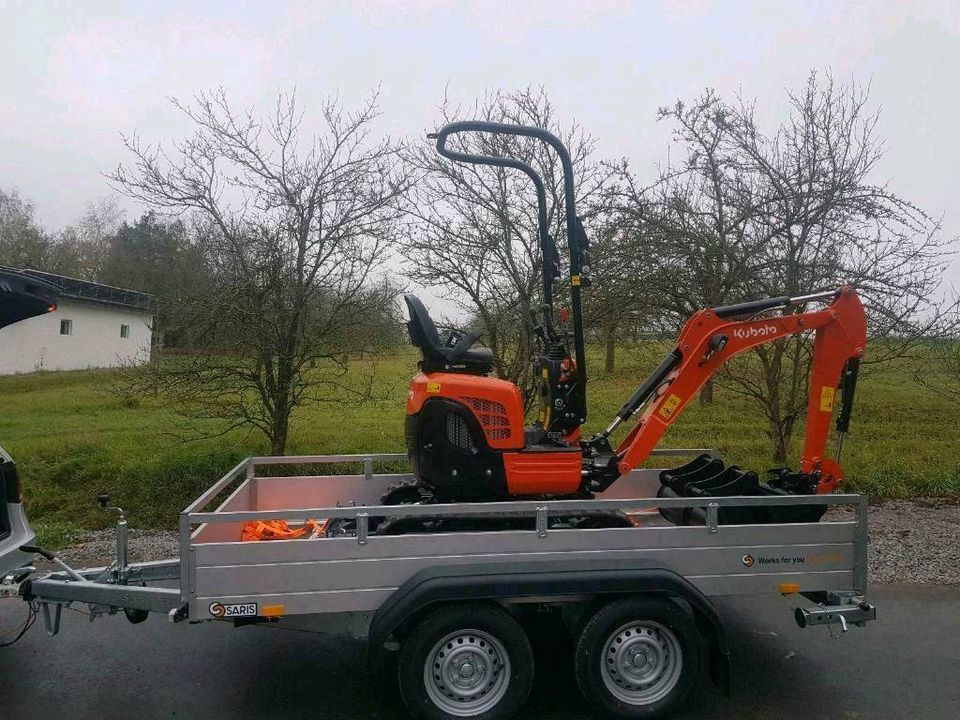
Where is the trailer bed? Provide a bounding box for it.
[175,452,868,621]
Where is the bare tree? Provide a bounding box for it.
[57,197,127,279]
[615,73,957,462]
[1,188,127,280]
[605,90,768,400]
[582,220,659,372]
[915,293,960,401]
[400,88,615,407]
[0,188,50,269]
[109,89,408,454]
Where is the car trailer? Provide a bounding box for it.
[3,451,876,720]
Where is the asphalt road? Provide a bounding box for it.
[1,584,957,719]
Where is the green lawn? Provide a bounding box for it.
[1,346,958,545]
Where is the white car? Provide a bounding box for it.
[1,444,35,577]
[0,268,58,577]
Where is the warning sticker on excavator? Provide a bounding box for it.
[571,274,581,286]
[819,386,835,412]
[426,381,441,393]
[659,393,682,419]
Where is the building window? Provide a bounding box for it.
[120,324,130,339]
[60,319,72,336]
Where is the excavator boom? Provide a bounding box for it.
[599,287,867,493]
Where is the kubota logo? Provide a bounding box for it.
[733,325,778,340]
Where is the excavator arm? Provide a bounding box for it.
[590,287,867,494]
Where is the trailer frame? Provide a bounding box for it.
[8,450,876,717]
[17,450,873,631]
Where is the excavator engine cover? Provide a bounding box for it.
[406,396,510,500]
[405,372,582,500]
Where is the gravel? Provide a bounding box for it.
[825,497,960,585]
[57,529,180,568]
[55,499,960,585]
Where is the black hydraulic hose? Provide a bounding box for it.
[836,357,860,434]
[430,121,588,419]
[615,349,682,421]
[713,296,790,318]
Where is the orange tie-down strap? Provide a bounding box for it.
[241,518,329,541]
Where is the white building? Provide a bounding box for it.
[0,268,154,375]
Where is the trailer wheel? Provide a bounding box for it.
[398,603,534,720]
[574,597,702,719]
[124,607,149,624]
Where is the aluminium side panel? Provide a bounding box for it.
[189,520,858,619]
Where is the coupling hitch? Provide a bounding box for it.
[15,493,150,637]
[795,591,876,632]
[0,565,36,598]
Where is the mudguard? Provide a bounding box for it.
[368,558,730,693]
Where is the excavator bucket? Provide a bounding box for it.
[657,457,827,527]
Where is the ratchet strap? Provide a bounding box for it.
[241,518,327,541]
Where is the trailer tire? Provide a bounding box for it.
[124,607,149,624]
[398,603,534,720]
[574,597,702,719]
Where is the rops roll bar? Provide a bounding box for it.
[428,123,558,308]
[428,121,589,418]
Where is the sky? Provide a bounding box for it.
[2,0,959,287]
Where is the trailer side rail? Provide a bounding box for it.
[178,452,869,620]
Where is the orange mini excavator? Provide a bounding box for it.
[401,122,867,521]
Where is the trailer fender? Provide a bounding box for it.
[367,559,729,693]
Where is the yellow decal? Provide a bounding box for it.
[542,368,549,379]
[261,604,285,617]
[571,274,581,286]
[426,381,442,393]
[659,393,682,419]
[819,386,835,413]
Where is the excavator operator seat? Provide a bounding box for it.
[404,294,494,375]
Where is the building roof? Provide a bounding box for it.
[0,266,155,312]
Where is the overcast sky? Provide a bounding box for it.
[2,0,958,284]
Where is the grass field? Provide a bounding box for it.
[1,346,958,546]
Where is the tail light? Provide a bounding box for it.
[1,461,22,503]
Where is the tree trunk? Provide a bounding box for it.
[270,386,291,455]
[769,415,798,465]
[605,325,617,373]
[771,428,787,464]
[271,417,289,456]
[699,379,714,404]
